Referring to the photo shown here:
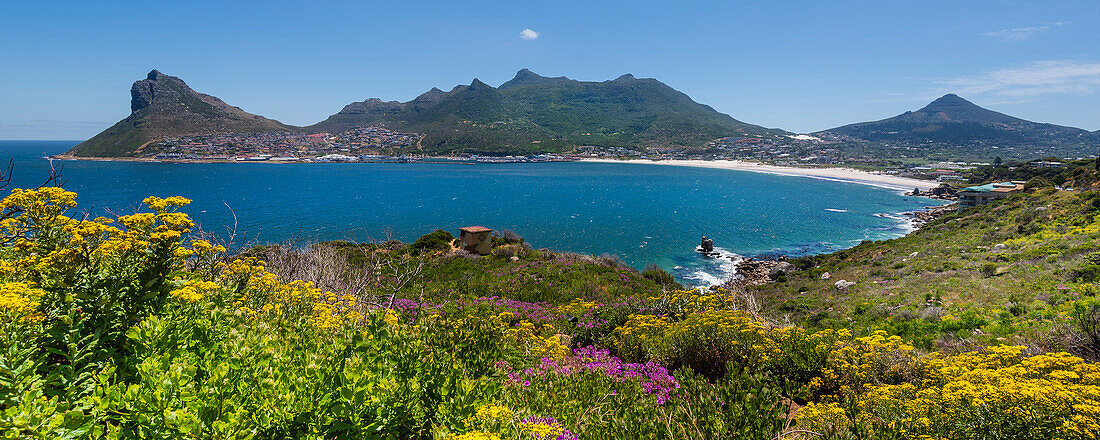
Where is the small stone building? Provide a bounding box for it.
[459,226,492,255]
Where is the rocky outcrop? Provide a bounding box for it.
[726,257,793,288]
[905,203,958,228]
[66,70,294,157]
[769,262,795,279]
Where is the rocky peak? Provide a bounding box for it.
[130,69,194,113]
[922,93,973,110]
[515,68,539,77]
[413,87,447,103]
[338,98,403,115]
[468,78,492,90]
[499,68,551,89]
[915,93,1024,124]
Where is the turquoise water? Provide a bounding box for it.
[1,140,941,285]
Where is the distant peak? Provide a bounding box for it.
[920,93,980,112]
[147,69,163,80]
[515,68,542,78]
[468,78,491,90]
[932,93,968,103]
[615,73,636,81]
[500,68,552,89]
[412,87,447,104]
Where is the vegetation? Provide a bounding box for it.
[965,157,1100,187]
[2,184,1100,439]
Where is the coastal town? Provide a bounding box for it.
[141,126,581,163]
[119,126,1086,186]
[146,126,419,162]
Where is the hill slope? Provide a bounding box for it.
[310,69,786,154]
[66,70,295,157]
[818,94,1096,150]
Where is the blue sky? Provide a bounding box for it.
[1,0,1098,139]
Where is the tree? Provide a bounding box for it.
[993,156,1003,166]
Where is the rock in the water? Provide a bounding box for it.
[821,272,831,280]
[834,280,856,290]
[769,262,795,279]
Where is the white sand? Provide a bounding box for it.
[581,159,940,191]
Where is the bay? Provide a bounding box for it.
[1,140,942,285]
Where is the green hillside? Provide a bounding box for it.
[753,174,1100,355]
[310,70,786,154]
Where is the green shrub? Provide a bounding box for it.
[642,264,681,289]
[410,229,455,254]
[980,262,998,277]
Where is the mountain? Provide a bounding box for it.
[818,94,1096,148]
[70,69,783,157]
[66,70,294,157]
[309,69,785,154]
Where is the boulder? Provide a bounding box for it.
[769,262,795,279]
[993,243,1007,250]
[821,272,831,280]
[834,280,856,290]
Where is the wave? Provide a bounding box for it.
[824,208,848,213]
[679,246,744,287]
[870,212,919,236]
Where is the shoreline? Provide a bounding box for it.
[52,155,940,192]
[580,158,940,191]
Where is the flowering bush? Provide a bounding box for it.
[798,346,1100,439]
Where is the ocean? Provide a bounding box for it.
[1,140,942,286]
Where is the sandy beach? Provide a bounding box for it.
[581,159,940,191]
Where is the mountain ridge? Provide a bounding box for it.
[307,69,785,154]
[66,71,1100,158]
[818,93,1096,148]
[67,69,785,157]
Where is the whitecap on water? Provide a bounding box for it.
[824,208,848,213]
[677,246,744,288]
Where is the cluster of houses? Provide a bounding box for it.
[148,126,421,161]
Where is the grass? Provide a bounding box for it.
[752,187,1100,350]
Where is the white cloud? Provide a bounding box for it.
[941,60,1100,98]
[519,28,539,40]
[980,22,1068,41]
